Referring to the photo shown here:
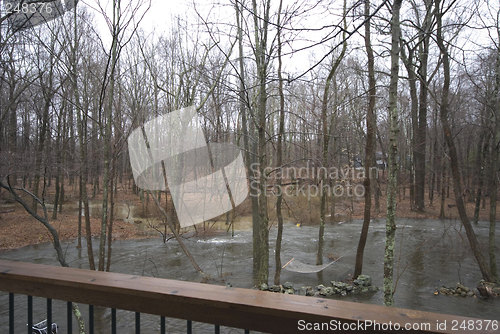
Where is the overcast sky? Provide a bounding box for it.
[80,0,353,76]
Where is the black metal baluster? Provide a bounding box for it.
[89,305,94,334]
[9,292,14,334]
[111,308,117,334]
[187,320,192,334]
[27,296,33,334]
[135,312,140,334]
[47,298,52,334]
[245,330,250,334]
[215,324,220,334]
[160,316,165,334]
[67,301,72,334]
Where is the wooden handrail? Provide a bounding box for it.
[0,260,495,333]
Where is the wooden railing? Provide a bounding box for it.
[0,259,496,333]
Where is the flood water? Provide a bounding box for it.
[1,218,499,333]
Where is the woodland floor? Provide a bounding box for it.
[0,179,498,250]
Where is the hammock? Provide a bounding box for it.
[282,258,338,273]
[282,246,355,273]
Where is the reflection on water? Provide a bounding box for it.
[0,218,499,332]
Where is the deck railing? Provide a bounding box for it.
[0,259,495,333]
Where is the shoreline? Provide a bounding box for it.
[1,187,498,251]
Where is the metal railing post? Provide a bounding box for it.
[9,292,14,334]
[112,308,117,334]
[47,298,52,334]
[89,305,94,334]
[67,301,72,334]
[27,296,33,334]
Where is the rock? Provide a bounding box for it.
[268,284,279,292]
[491,287,500,295]
[346,285,353,292]
[477,281,498,298]
[467,291,474,297]
[324,287,334,296]
[285,288,295,294]
[331,281,346,289]
[283,282,293,289]
[460,291,467,297]
[340,291,347,297]
[354,275,372,287]
[306,287,315,296]
[316,284,325,290]
[260,283,269,291]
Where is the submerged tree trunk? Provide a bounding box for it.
[252,0,271,285]
[435,0,495,283]
[106,155,117,272]
[384,0,402,307]
[317,0,347,267]
[99,0,120,272]
[489,51,500,278]
[354,0,375,279]
[235,0,261,279]
[274,0,285,286]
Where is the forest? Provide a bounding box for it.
[0,0,499,324]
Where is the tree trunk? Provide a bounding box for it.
[401,43,418,211]
[435,0,495,283]
[71,8,95,271]
[384,0,402,307]
[354,0,374,278]
[317,1,347,267]
[252,0,271,285]
[473,133,488,224]
[488,50,500,278]
[235,0,261,279]
[98,0,120,272]
[414,1,432,211]
[274,0,285,286]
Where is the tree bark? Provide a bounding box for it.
[488,50,500,278]
[435,0,495,283]
[252,0,271,285]
[234,0,261,280]
[274,0,285,286]
[317,0,347,267]
[354,0,374,278]
[384,0,402,307]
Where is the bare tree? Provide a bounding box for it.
[384,0,402,307]
[435,0,495,283]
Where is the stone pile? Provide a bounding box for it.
[259,275,379,298]
[437,283,475,297]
